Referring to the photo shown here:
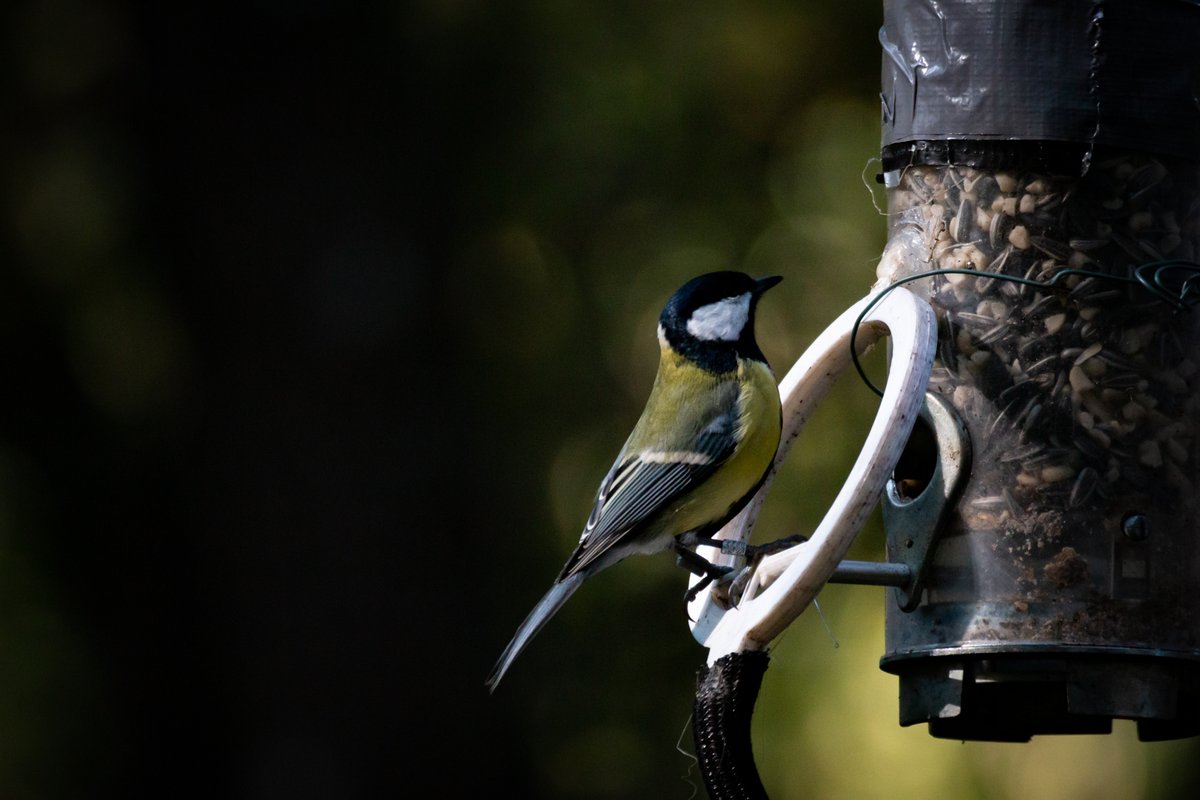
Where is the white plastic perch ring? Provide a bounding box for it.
[688,285,938,663]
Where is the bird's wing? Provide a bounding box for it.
[558,406,738,579]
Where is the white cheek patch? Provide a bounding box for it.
[687,293,751,341]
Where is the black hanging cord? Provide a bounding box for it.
[693,651,771,800]
[851,259,1200,397]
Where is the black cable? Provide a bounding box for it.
[851,260,1200,397]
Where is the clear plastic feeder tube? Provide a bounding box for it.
[878,155,1200,739]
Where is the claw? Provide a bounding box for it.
[723,565,754,607]
[684,574,714,604]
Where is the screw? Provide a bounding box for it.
[1121,512,1149,541]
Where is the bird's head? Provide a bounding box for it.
[658,271,782,370]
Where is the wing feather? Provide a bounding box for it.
[558,404,739,579]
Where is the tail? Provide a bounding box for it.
[486,572,586,693]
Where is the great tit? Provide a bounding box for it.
[486,271,783,692]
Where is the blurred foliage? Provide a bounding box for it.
[1,0,1198,798]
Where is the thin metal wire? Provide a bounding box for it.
[852,259,1200,397]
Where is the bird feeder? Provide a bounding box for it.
[875,0,1200,741]
[688,5,1200,796]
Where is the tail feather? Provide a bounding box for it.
[486,572,586,693]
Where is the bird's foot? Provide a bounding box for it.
[683,533,810,607]
[674,540,735,605]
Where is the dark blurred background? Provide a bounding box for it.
[3,1,1198,798]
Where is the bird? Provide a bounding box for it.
[486,271,783,693]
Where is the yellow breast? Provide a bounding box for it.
[661,357,781,536]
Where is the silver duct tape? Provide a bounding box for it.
[880,0,1200,162]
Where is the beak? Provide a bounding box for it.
[754,275,783,296]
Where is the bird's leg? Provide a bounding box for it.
[689,533,808,561]
[672,538,733,579]
[747,533,808,557]
[672,539,734,604]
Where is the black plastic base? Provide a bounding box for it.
[882,653,1200,742]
